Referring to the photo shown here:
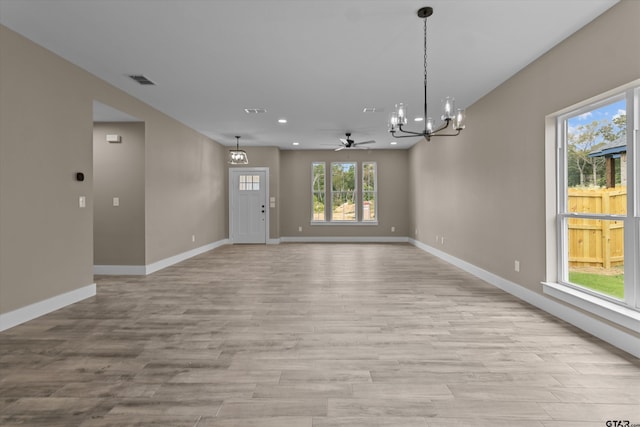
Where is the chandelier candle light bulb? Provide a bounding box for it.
[442,97,454,120]
[388,6,466,141]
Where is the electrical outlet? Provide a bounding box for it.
[79,196,86,208]
[391,226,395,232]
[298,226,302,232]
[514,260,520,272]
[192,235,196,242]
[435,235,439,243]
[415,228,419,236]
[113,197,119,207]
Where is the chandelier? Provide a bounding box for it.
[388,6,465,141]
[227,135,248,165]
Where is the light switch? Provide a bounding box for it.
[79,196,86,208]
[113,197,119,206]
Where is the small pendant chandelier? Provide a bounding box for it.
[388,6,466,141]
[227,135,248,165]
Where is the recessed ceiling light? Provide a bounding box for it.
[278,118,287,124]
[414,117,424,122]
[390,141,398,145]
[292,142,300,146]
[363,107,384,113]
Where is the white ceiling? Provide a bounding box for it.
[0,0,618,150]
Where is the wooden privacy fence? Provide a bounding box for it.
[568,187,626,268]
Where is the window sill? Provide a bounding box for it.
[542,281,640,332]
[310,221,379,226]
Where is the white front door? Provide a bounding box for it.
[229,168,268,244]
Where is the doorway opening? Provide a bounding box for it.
[93,101,145,272]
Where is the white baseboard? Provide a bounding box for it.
[145,239,229,274]
[94,239,229,275]
[0,283,96,332]
[280,236,409,243]
[410,239,640,359]
[93,265,147,275]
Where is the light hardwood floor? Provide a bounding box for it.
[1,243,639,426]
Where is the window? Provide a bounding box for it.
[239,174,260,191]
[311,161,377,224]
[312,162,325,221]
[546,81,639,327]
[331,162,357,221]
[362,162,377,222]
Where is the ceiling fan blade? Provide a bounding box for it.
[355,140,375,145]
[334,146,346,151]
[339,138,349,145]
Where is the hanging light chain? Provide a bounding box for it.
[388,6,465,140]
[423,15,428,132]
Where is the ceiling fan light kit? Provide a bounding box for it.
[228,136,249,165]
[388,6,466,141]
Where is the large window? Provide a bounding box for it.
[311,161,377,223]
[362,162,377,222]
[547,82,639,326]
[312,162,325,221]
[331,162,357,221]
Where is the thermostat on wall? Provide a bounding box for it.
[106,134,121,143]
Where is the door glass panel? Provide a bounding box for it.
[239,175,260,191]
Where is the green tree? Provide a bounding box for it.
[312,163,326,219]
[598,114,626,142]
[567,121,605,187]
[331,163,355,192]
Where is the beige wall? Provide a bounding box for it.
[409,1,639,338]
[280,149,410,237]
[93,122,145,265]
[1,25,94,313]
[0,25,227,314]
[143,117,226,264]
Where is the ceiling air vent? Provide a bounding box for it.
[244,108,267,114]
[128,74,155,85]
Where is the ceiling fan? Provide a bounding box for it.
[335,132,376,151]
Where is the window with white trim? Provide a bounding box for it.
[312,162,326,221]
[548,82,639,324]
[331,162,357,221]
[311,161,378,224]
[362,162,377,222]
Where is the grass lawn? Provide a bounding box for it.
[569,271,624,299]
